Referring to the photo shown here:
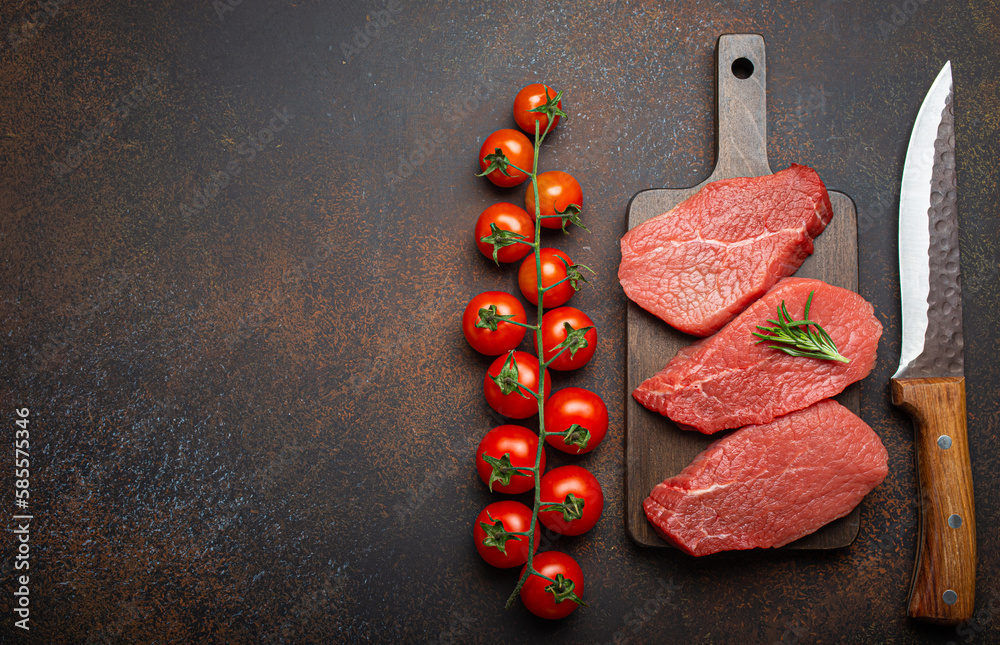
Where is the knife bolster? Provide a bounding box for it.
[891,376,976,625]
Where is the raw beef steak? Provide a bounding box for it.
[643,399,888,556]
[619,164,834,336]
[634,278,881,434]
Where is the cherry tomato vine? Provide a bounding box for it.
[466,84,605,618]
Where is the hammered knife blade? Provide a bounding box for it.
[890,61,976,625]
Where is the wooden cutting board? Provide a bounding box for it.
[624,34,861,549]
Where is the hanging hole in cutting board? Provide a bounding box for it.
[731,57,754,79]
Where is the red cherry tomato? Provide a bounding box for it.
[537,465,604,536]
[518,248,577,308]
[513,83,562,135]
[525,171,583,229]
[475,425,546,494]
[483,351,551,419]
[474,203,535,263]
[462,291,527,355]
[519,551,585,619]
[544,388,608,454]
[541,307,597,371]
[479,129,533,188]
[473,501,540,568]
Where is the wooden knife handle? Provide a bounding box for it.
[891,376,976,624]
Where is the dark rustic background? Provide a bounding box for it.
[1,0,998,643]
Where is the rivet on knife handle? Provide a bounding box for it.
[891,376,976,625]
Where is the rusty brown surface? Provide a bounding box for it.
[0,0,998,643]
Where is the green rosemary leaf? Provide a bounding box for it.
[753,290,850,364]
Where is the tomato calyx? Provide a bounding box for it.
[479,511,527,555]
[474,87,599,617]
[476,304,518,331]
[557,423,592,451]
[565,262,594,291]
[542,203,588,233]
[480,223,531,265]
[482,452,532,492]
[540,493,585,522]
[543,257,594,295]
[551,322,594,361]
[478,148,529,180]
[490,352,533,398]
[542,573,588,607]
[528,88,567,124]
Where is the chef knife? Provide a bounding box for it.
[891,61,976,625]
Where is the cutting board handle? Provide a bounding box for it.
[710,34,772,180]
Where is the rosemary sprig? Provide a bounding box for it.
[752,290,850,363]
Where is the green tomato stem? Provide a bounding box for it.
[504,161,533,177]
[539,274,571,293]
[533,572,558,585]
[540,343,571,369]
[514,382,540,399]
[503,106,564,612]
[500,319,538,331]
